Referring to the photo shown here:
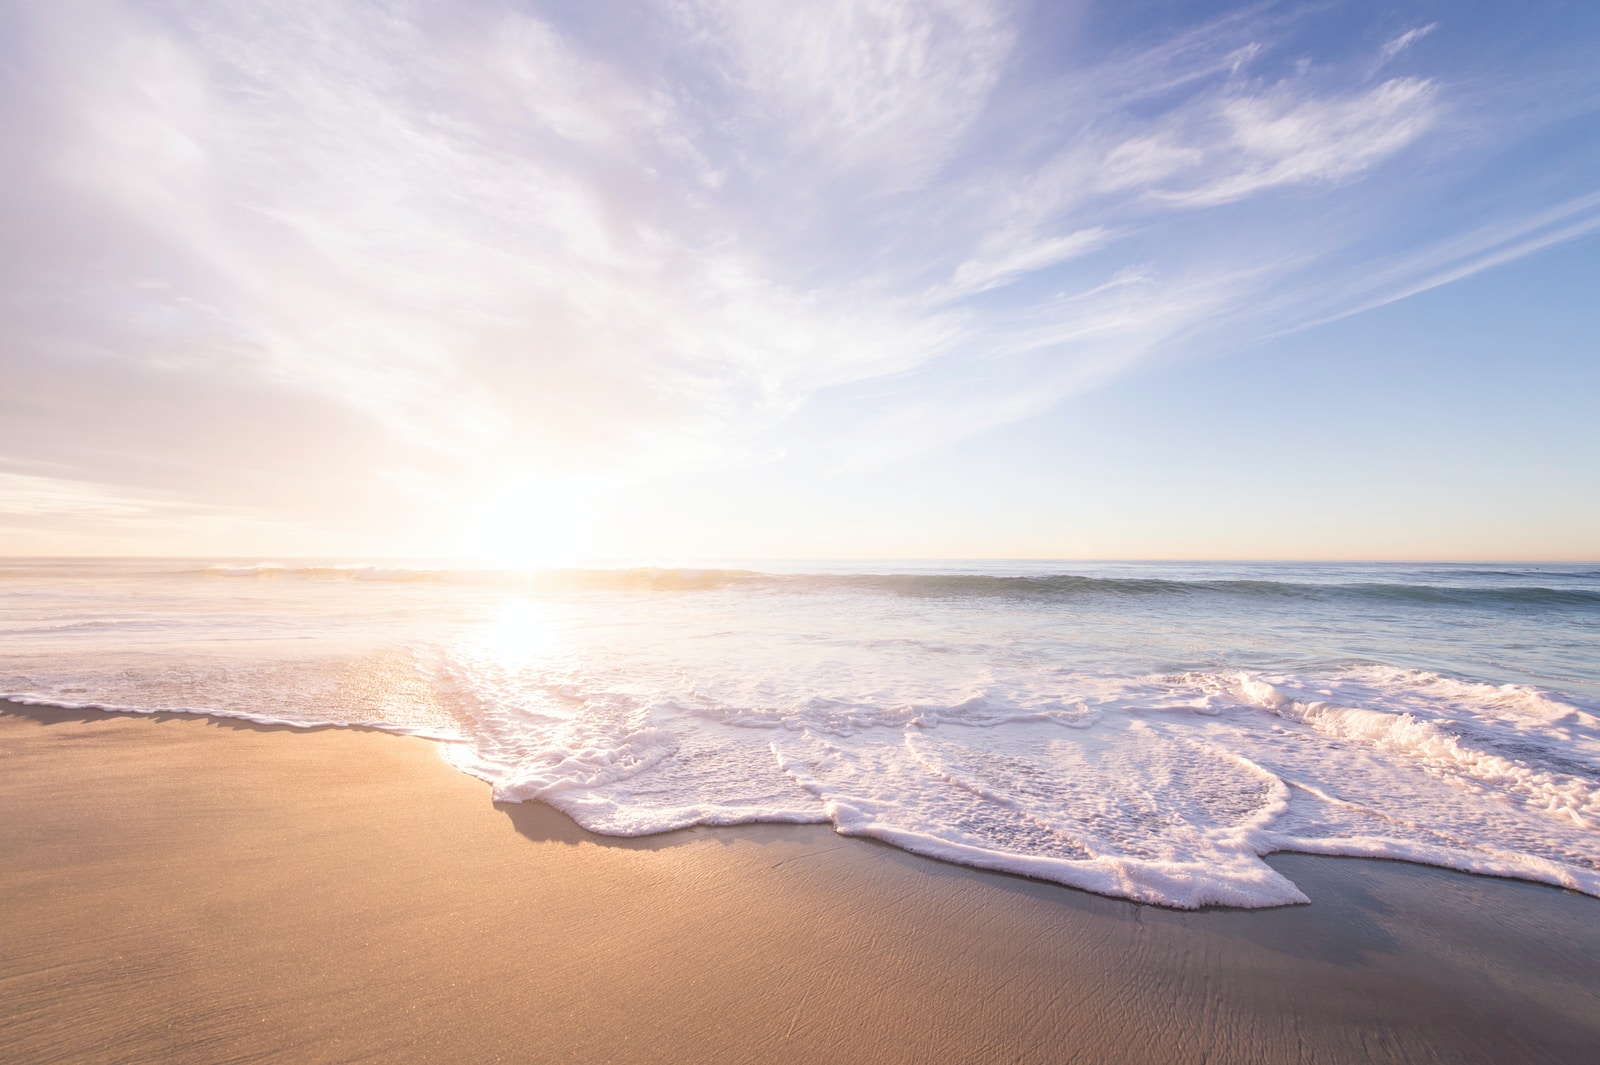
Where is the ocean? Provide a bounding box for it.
[4,557,1597,909]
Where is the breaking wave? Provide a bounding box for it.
[188,562,1600,608]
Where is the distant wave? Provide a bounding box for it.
[198,563,446,582]
[564,569,1600,609]
[189,563,1600,607]
[193,563,757,589]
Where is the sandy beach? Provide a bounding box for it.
[3,699,1597,1064]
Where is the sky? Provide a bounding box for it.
[1,0,1597,562]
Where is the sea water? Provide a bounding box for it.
[3,558,1597,908]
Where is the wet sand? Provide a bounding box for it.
[3,699,1598,1064]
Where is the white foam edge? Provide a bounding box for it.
[547,795,830,834]
[778,732,1307,910]
[1257,832,1600,898]
[821,805,1310,909]
[13,693,1596,909]
[452,736,1307,908]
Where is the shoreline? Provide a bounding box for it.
[4,699,1598,1063]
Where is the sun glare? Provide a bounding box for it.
[475,597,566,661]
[467,484,586,570]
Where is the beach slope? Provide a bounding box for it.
[3,700,1597,1064]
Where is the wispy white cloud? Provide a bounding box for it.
[1,0,1595,552]
[679,0,1015,193]
[1285,190,1600,330]
[1161,76,1438,206]
[1381,22,1439,65]
[0,471,167,519]
[942,227,1113,299]
[0,468,371,555]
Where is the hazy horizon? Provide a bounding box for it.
[7,554,1598,566]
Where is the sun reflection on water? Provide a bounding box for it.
[473,597,567,662]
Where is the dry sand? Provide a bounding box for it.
[3,699,1598,1064]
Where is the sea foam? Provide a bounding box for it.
[4,558,1597,908]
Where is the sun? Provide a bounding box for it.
[465,482,586,569]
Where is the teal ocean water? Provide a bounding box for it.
[4,558,1597,908]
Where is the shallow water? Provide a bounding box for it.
[4,557,1597,907]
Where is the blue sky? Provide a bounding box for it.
[1,0,1597,560]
